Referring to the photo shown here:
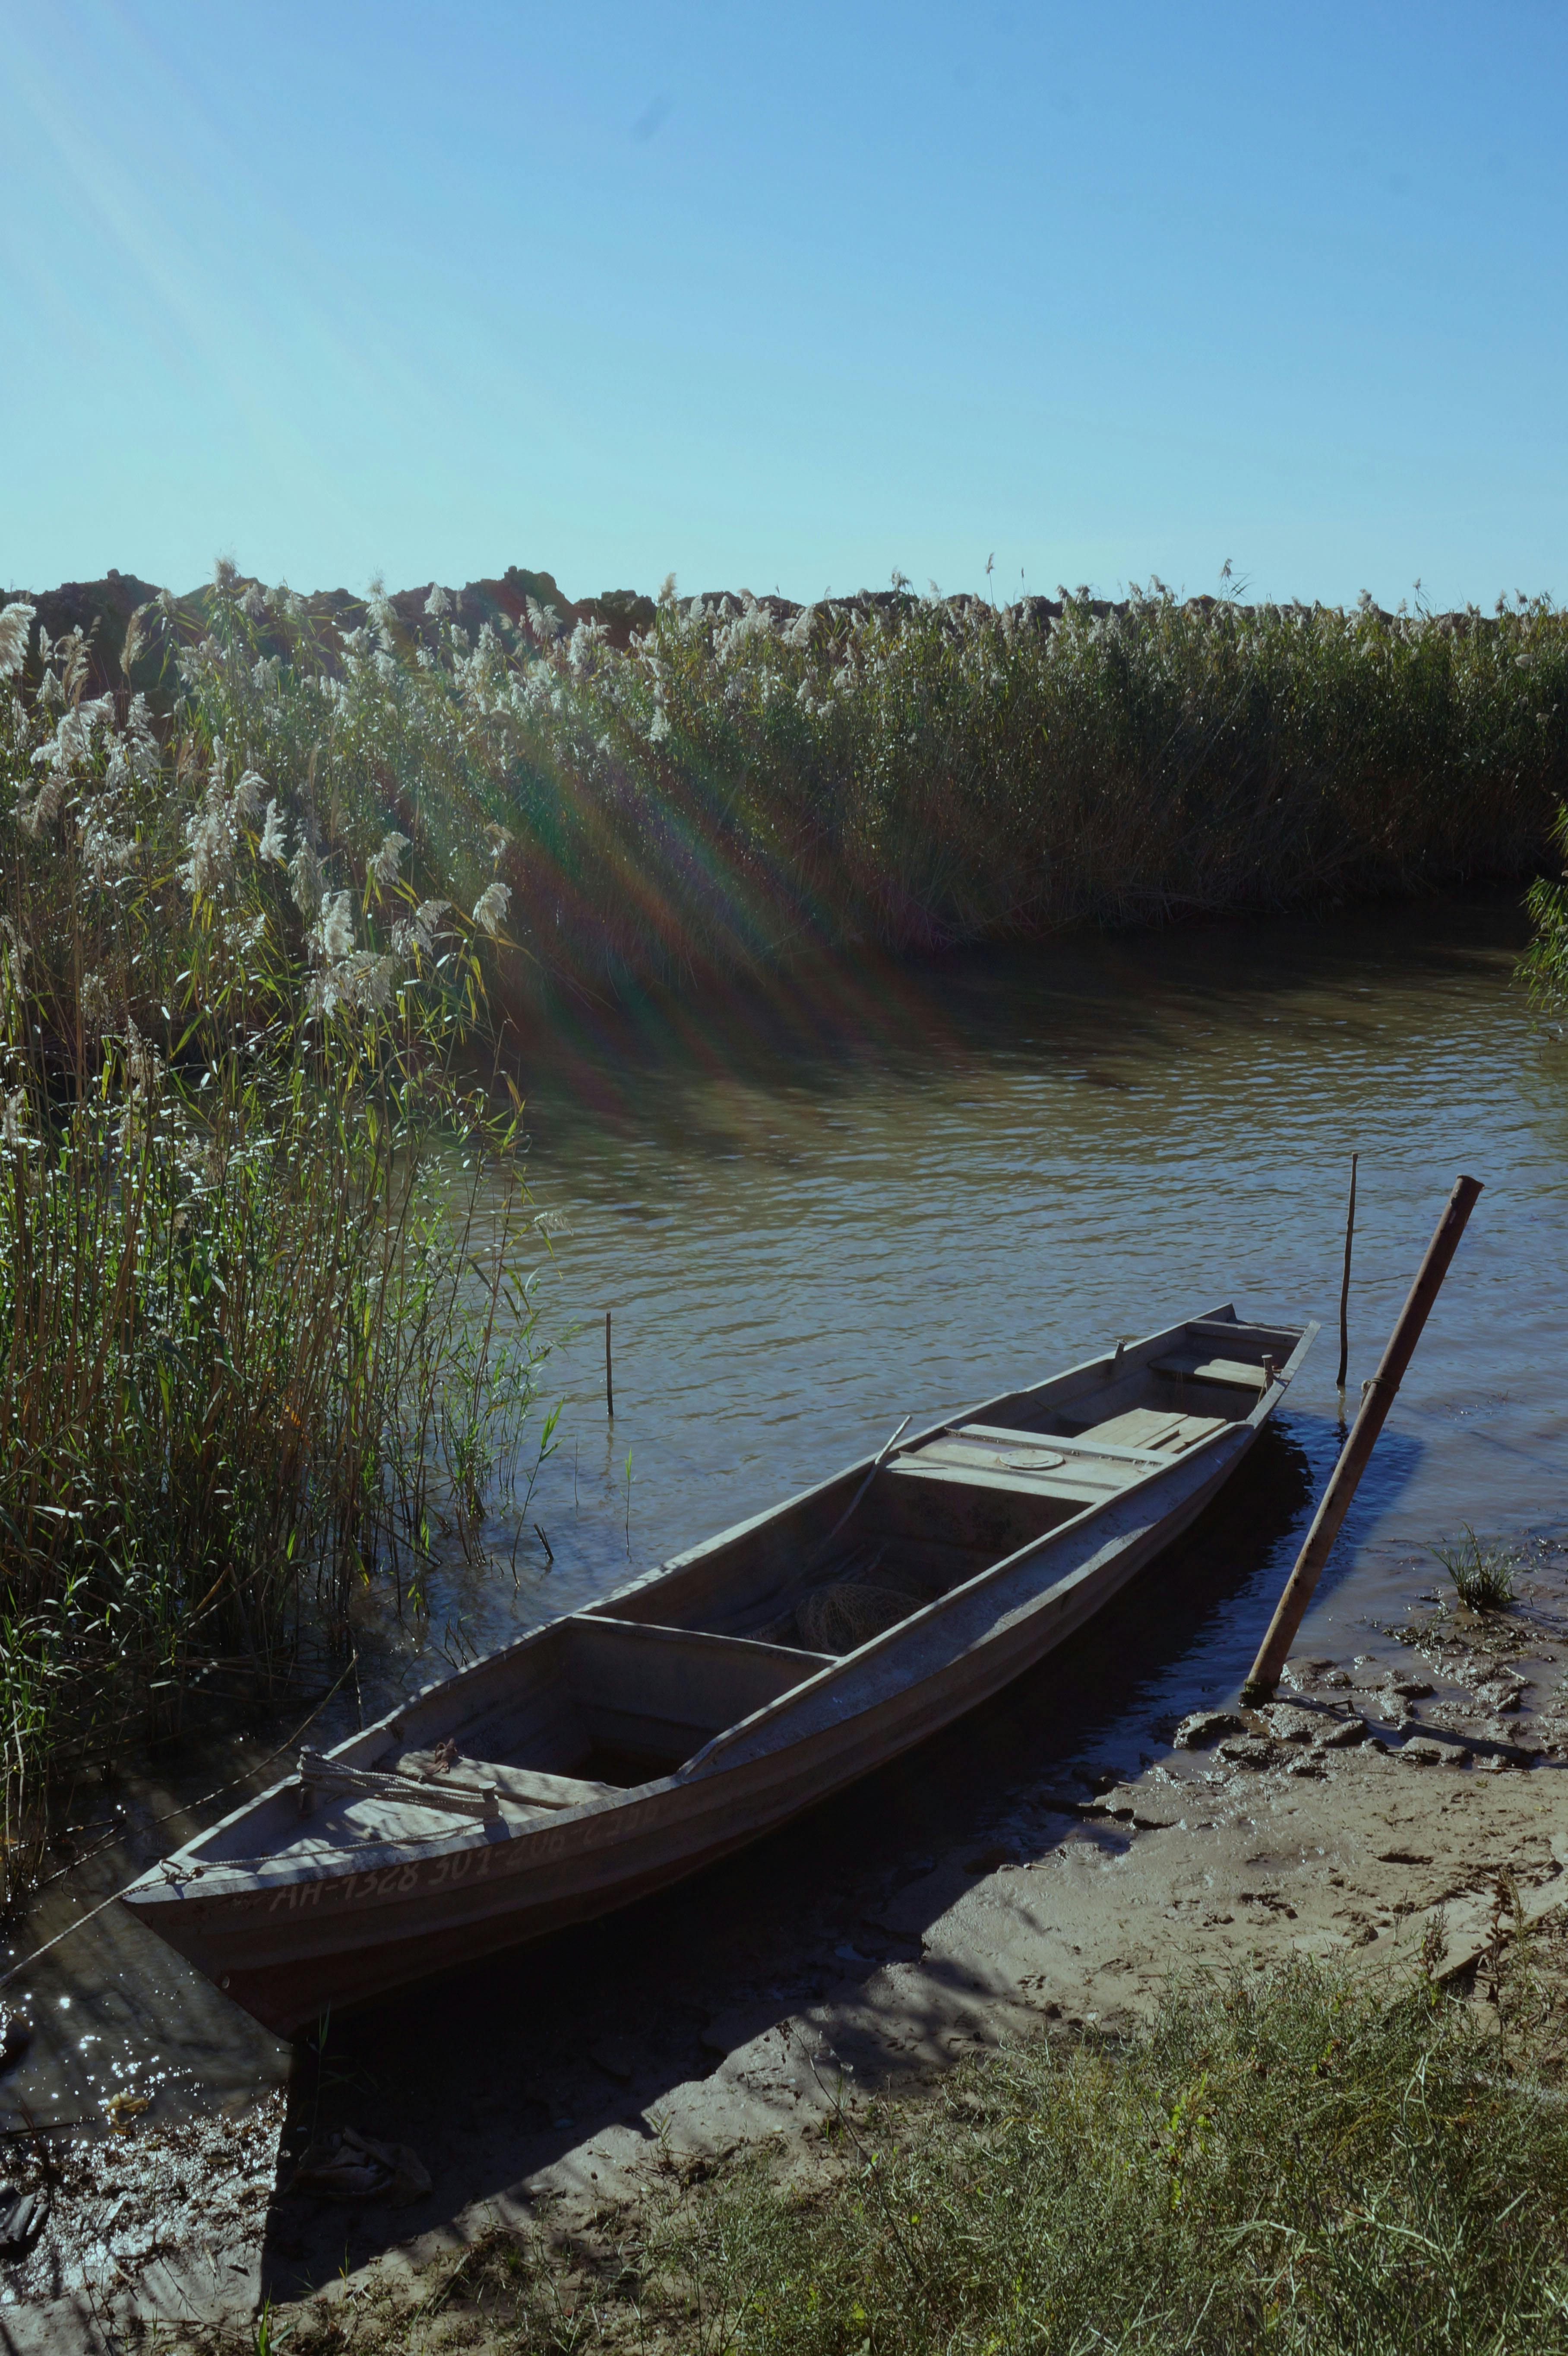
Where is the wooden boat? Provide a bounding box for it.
[122,1302,1316,2033]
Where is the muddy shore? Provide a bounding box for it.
[6,1541,1566,2353]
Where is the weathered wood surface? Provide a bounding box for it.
[1150,1353,1270,1392]
[955,1422,1184,1466]
[1184,1317,1304,1349]
[400,1753,619,1812]
[297,1750,501,1820]
[1243,1177,1479,1699]
[1081,1407,1230,1453]
[123,1301,1318,2032]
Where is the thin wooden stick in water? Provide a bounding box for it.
[1242,1172,1481,1703]
[1335,1152,1358,1390]
[605,1310,614,1419]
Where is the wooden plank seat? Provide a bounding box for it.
[890,1412,1232,1503]
[1075,1407,1231,1452]
[891,1427,1139,1505]
[1148,1318,1299,1396]
[1182,1318,1303,1350]
[1149,1353,1270,1393]
[956,1421,1196,1466]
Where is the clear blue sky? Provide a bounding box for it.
[3,1,1565,608]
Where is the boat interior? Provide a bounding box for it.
[190,1314,1306,1863]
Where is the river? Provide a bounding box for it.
[6,887,1566,2155]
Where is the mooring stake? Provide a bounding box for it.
[1335,1151,1358,1391]
[1240,1172,1482,1704]
[605,1308,614,1419]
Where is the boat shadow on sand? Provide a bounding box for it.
[258,1411,1419,2302]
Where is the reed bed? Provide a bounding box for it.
[543,583,1568,984]
[0,576,547,1909]
[1523,801,1568,1008]
[104,574,1568,999]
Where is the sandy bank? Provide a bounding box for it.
[7,1562,1567,2352]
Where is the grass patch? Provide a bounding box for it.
[241,1957,1568,2355]
[1432,1526,1517,1612]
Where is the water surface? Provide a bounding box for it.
[494,886,1565,1666]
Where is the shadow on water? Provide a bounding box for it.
[509,889,1530,1159]
[260,1409,1419,2299]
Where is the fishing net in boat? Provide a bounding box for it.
[751,1538,929,1654]
[796,1581,918,1654]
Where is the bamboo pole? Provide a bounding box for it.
[1240,1173,1482,1704]
[1334,1152,1358,1390]
[605,1310,614,1420]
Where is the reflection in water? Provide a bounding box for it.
[4,889,1565,2139]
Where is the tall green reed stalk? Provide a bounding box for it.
[1522,801,1568,1009]
[0,575,547,1910]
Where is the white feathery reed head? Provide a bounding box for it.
[370,831,409,891]
[0,603,35,681]
[288,840,324,919]
[412,898,449,953]
[319,889,356,961]
[258,800,289,863]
